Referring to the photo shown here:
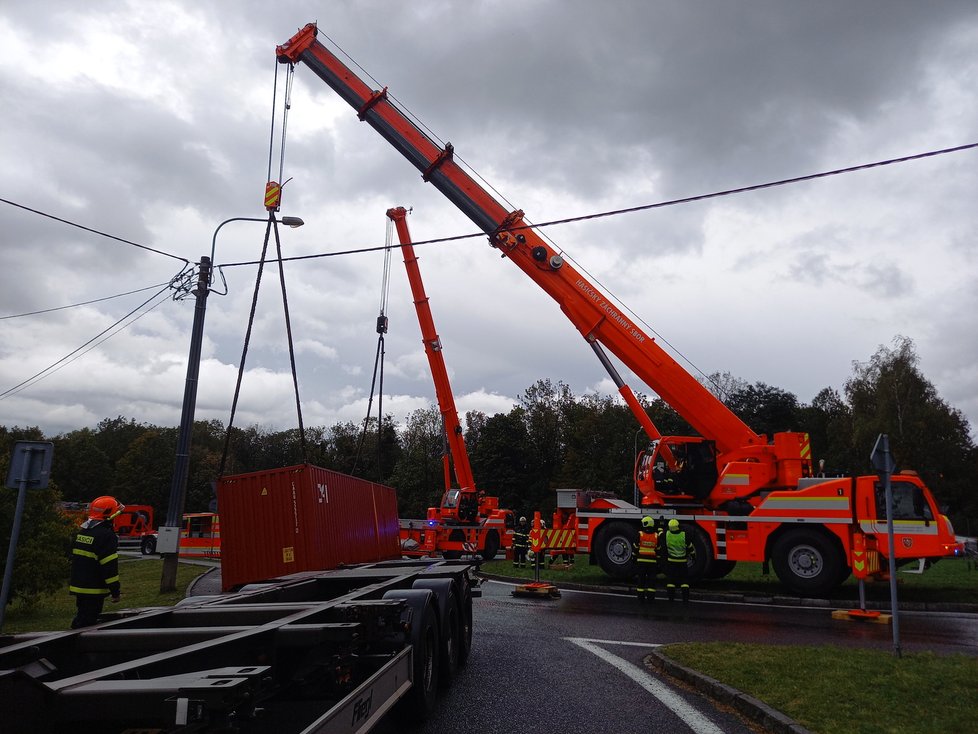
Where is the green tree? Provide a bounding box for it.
[387,407,444,519]
[560,394,635,497]
[112,427,178,512]
[726,382,801,438]
[0,428,76,608]
[469,408,533,518]
[845,336,977,527]
[798,387,856,475]
[51,428,111,502]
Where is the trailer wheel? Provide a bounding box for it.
[480,530,500,561]
[140,536,157,555]
[457,575,474,667]
[771,529,846,596]
[383,589,440,722]
[412,579,461,687]
[594,521,637,579]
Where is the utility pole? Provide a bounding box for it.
[160,257,211,592]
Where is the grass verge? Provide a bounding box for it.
[2,557,211,634]
[660,642,978,734]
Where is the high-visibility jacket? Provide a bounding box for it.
[69,520,120,597]
[665,529,693,563]
[634,530,660,563]
[512,525,530,550]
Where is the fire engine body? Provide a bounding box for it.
[139,511,221,559]
[277,23,962,595]
[388,207,515,562]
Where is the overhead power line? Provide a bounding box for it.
[0,197,190,263]
[0,265,192,400]
[0,282,173,320]
[216,140,978,269]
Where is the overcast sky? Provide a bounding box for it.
[2,1,976,452]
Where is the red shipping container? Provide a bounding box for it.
[217,463,401,591]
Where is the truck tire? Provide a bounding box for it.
[480,530,500,562]
[704,559,737,579]
[594,521,637,579]
[686,525,714,582]
[412,579,460,687]
[140,536,157,555]
[771,529,846,596]
[383,588,440,722]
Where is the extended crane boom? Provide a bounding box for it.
[388,207,475,498]
[274,23,801,509]
[276,24,961,594]
[387,207,514,558]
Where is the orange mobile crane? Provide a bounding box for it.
[276,23,963,595]
[388,207,515,561]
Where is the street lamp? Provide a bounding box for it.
[209,216,305,282]
[160,214,304,591]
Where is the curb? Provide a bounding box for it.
[646,650,815,734]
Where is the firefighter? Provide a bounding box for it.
[512,516,530,568]
[633,516,661,601]
[664,518,694,602]
[69,496,124,628]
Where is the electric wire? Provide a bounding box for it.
[218,141,978,271]
[0,282,171,320]
[0,197,190,263]
[0,279,178,400]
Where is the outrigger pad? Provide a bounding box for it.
[512,582,561,599]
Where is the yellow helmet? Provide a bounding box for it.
[668,518,680,531]
[641,516,655,529]
[89,496,125,521]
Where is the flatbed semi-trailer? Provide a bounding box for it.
[0,558,478,733]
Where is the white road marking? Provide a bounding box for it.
[565,637,726,734]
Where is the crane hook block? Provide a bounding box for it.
[265,181,282,212]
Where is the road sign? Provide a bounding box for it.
[870,434,897,473]
[5,441,54,489]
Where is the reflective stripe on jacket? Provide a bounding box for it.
[635,530,660,562]
[69,519,120,596]
[512,527,530,549]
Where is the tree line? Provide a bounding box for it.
[1,336,975,606]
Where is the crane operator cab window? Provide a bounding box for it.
[442,489,460,509]
[874,481,935,524]
[650,440,718,500]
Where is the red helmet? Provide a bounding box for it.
[88,496,125,521]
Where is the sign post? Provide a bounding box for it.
[1,441,54,631]
[871,433,901,657]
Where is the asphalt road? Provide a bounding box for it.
[387,578,978,734]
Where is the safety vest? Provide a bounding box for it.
[636,530,659,562]
[666,530,689,563]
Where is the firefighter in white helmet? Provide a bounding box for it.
[512,516,530,568]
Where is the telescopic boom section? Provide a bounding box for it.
[387,206,476,492]
[277,24,763,457]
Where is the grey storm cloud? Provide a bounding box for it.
[1,0,977,440]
